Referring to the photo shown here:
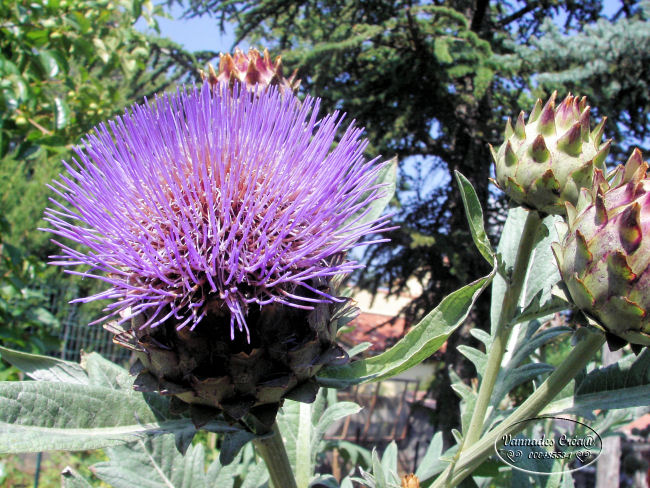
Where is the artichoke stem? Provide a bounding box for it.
[253,422,298,488]
[463,209,543,449]
[433,330,606,488]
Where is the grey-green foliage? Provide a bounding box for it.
[0,348,242,454]
[542,349,650,416]
[503,1,650,157]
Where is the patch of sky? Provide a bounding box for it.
[135,2,249,53]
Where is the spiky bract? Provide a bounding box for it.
[493,92,610,215]
[552,149,650,348]
[201,47,300,94]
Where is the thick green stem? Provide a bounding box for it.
[253,422,298,488]
[463,210,542,448]
[433,331,606,488]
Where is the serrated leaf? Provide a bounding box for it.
[0,381,238,453]
[311,401,362,464]
[543,350,650,415]
[514,293,569,324]
[92,435,208,488]
[457,345,487,378]
[318,272,494,385]
[455,171,494,265]
[0,346,88,384]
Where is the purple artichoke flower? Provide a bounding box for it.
[44,83,392,343]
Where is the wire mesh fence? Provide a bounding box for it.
[58,307,130,364]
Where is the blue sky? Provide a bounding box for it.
[138,3,248,54]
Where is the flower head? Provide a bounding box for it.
[552,148,650,349]
[45,83,391,341]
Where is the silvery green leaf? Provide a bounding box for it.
[82,352,132,389]
[311,402,362,466]
[240,461,269,488]
[340,477,354,488]
[415,432,445,481]
[455,171,495,265]
[543,350,650,415]
[318,272,494,385]
[0,381,239,453]
[457,345,487,378]
[507,326,573,369]
[490,363,555,408]
[491,207,563,333]
[92,435,207,488]
[341,157,397,232]
[310,474,340,487]
[207,456,238,488]
[0,346,87,384]
[276,399,300,472]
[371,449,385,488]
[450,369,476,436]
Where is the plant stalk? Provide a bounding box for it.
[253,422,298,488]
[433,330,606,487]
[463,210,542,448]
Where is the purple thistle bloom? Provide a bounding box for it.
[44,83,392,340]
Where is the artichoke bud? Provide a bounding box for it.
[552,148,650,349]
[200,47,300,94]
[493,92,610,215]
[107,289,353,432]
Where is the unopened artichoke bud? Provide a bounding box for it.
[44,82,393,430]
[552,149,650,349]
[200,47,300,94]
[492,92,610,215]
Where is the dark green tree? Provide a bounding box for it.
[180,0,650,443]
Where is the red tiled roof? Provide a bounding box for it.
[622,413,650,435]
[340,312,408,352]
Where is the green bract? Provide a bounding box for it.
[552,149,650,347]
[493,92,610,215]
